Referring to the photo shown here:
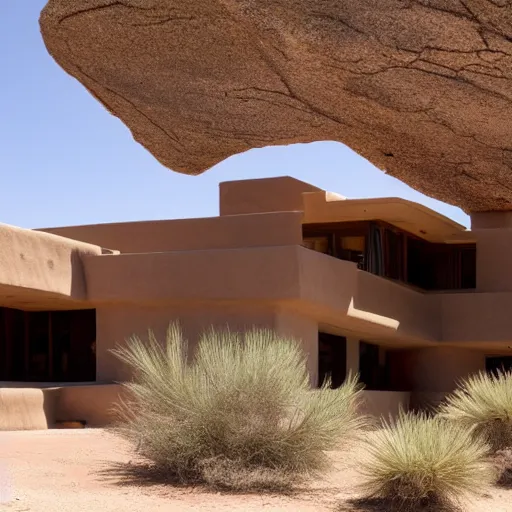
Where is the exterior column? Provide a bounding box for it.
[274,312,319,388]
[346,338,360,377]
[470,212,512,292]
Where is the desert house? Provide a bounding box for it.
[1,176,511,428]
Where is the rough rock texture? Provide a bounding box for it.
[40,0,512,212]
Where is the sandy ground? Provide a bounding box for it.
[0,429,511,512]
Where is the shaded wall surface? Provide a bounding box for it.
[387,348,485,393]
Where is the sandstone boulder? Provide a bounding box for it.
[40,1,512,212]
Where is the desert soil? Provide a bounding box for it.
[0,429,510,511]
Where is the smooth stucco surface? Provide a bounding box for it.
[302,191,468,243]
[41,211,303,254]
[0,223,102,309]
[389,347,486,393]
[56,384,126,427]
[219,176,321,216]
[94,304,312,382]
[0,388,58,430]
[361,391,410,419]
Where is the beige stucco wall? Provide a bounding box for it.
[355,270,440,343]
[297,247,357,312]
[219,176,321,216]
[86,245,445,348]
[56,384,126,427]
[346,338,360,375]
[473,228,512,292]
[84,246,302,305]
[360,391,410,419]
[0,385,125,429]
[392,347,485,393]
[471,211,512,229]
[441,292,512,344]
[41,211,303,254]
[62,388,410,426]
[297,247,440,343]
[53,388,410,426]
[0,223,102,309]
[274,311,319,386]
[95,303,298,382]
[5,177,512,426]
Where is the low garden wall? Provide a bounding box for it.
[55,384,127,427]
[0,385,415,430]
[0,388,59,430]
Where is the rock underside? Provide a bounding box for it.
[40,0,512,212]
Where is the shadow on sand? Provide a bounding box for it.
[94,459,335,498]
[338,497,462,512]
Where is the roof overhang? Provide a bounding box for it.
[302,192,473,244]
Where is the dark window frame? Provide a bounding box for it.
[0,307,96,383]
[303,221,476,291]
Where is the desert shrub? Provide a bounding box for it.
[359,411,493,510]
[112,324,366,490]
[439,370,512,452]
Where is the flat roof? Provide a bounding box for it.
[302,193,473,244]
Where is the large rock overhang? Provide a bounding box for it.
[40,0,512,212]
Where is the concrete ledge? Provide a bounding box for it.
[0,384,125,430]
[1,385,414,430]
[57,388,414,424]
[0,388,60,430]
[0,222,102,303]
[56,384,126,427]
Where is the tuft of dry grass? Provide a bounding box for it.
[111,324,366,490]
[358,411,494,511]
[439,370,512,452]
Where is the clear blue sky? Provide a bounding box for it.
[1,2,469,229]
